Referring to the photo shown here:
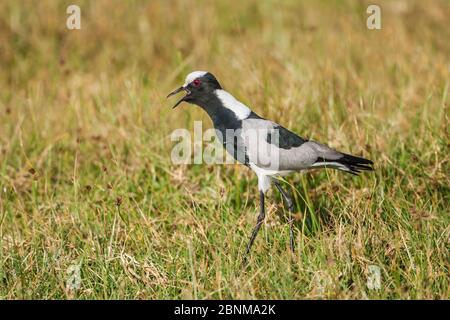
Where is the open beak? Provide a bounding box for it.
[167,86,190,109]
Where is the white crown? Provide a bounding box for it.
[184,71,208,86]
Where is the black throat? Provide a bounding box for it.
[193,92,244,132]
[189,90,262,166]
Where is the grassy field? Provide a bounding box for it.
[1,0,449,299]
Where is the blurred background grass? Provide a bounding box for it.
[0,0,449,299]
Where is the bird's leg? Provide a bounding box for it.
[274,181,295,252]
[245,190,265,256]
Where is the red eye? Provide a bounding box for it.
[193,79,201,87]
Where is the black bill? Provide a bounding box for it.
[167,86,189,109]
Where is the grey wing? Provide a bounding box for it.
[241,118,317,171]
[242,118,373,173]
[277,141,343,170]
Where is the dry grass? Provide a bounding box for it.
[0,0,449,299]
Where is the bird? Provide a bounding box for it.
[167,71,373,256]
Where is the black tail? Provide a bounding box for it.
[336,153,374,175]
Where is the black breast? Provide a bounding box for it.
[199,96,250,165]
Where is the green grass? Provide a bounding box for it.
[0,0,449,299]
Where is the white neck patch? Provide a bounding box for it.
[214,89,251,120]
[184,71,207,87]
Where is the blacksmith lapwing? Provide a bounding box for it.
[167,71,373,255]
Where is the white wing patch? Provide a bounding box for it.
[214,89,251,120]
[311,161,349,171]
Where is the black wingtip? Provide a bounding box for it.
[338,153,374,174]
[341,153,373,165]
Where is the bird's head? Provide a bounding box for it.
[167,71,222,108]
